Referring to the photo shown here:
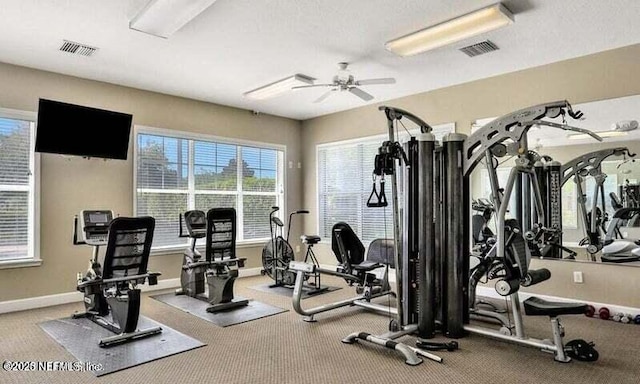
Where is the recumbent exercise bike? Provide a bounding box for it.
[72,210,162,347]
[176,208,248,313]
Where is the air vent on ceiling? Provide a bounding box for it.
[59,40,98,57]
[459,40,499,57]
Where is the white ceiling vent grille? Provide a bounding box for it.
[459,40,499,57]
[59,40,98,57]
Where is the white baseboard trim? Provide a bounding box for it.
[476,286,640,315]
[0,267,264,315]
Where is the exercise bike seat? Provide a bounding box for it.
[523,297,588,317]
[301,235,321,245]
[352,260,382,271]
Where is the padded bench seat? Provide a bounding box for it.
[352,260,382,272]
[601,254,640,263]
[301,235,321,245]
[523,297,588,317]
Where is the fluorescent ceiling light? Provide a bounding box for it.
[244,75,314,100]
[568,131,628,140]
[386,3,514,57]
[130,0,218,38]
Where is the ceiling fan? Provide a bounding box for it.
[293,62,396,103]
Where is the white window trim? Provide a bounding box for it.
[133,124,286,253]
[316,123,455,242]
[0,107,41,268]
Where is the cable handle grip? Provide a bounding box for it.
[72,215,86,246]
[367,180,388,208]
[178,213,188,238]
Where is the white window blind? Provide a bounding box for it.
[135,129,284,250]
[317,123,454,244]
[0,112,37,262]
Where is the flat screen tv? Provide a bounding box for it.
[35,99,133,160]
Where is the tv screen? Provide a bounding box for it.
[35,99,133,160]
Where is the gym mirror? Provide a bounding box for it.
[470,94,640,266]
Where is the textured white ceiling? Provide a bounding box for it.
[0,0,638,120]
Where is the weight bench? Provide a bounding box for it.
[289,222,395,322]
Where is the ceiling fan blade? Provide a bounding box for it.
[349,87,374,101]
[292,83,334,90]
[355,78,396,86]
[314,90,335,103]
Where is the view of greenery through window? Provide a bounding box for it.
[0,117,34,260]
[136,133,282,249]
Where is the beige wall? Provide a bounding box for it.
[0,62,303,301]
[301,43,640,308]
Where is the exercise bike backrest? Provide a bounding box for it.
[610,192,624,210]
[179,210,207,239]
[331,222,366,267]
[102,216,155,279]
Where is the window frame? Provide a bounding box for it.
[133,125,286,254]
[316,123,455,244]
[0,107,41,269]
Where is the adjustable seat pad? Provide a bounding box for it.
[523,297,588,317]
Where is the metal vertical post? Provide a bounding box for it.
[417,133,435,338]
[434,145,444,324]
[442,133,467,338]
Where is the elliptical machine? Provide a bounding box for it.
[176,208,249,313]
[72,210,162,347]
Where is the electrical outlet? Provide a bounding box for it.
[295,245,300,253]
[288,161,293,169]
[297,162,301,169]
[573,271,583,284]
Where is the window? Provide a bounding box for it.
[0,108,39,264]
[317,124,454,244]
[135,127,284,251]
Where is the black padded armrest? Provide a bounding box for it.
[78,273,154,289]
[183,260,212,270]
[210,257,246,268]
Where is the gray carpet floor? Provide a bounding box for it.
[1,275,639,383]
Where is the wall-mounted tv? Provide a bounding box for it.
[35,99,133,160]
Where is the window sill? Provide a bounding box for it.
[150,239,269,256]
[0,259,42,270]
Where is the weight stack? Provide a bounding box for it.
[442,133,467,338]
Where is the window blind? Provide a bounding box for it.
[0,117,35,261]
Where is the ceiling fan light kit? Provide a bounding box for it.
[291,62,396,103]
[130,0,219,38]
[386,2,514,57]
[244,74,315,100]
